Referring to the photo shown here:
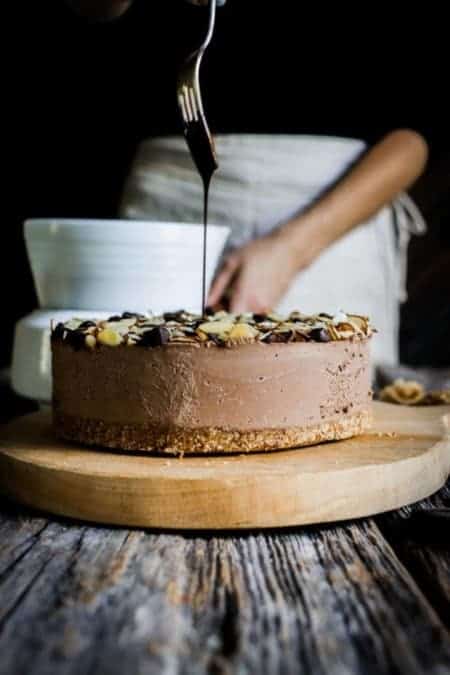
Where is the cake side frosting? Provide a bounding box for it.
[52,310,373,454]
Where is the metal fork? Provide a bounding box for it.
[177,0,218,183]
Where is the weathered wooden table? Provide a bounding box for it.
[1,388,449,675]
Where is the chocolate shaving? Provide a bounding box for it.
[263,333,290,344]
[139,326,170,347]
[163,311,185,322]
[309,328,331,343]
[209,334,226,347]
[66,330,87,351]
[52,323,66,340]
[121,312,142,320]
[253,313,268,323]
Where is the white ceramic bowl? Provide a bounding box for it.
[25,219,230,314]
[11,309,113,403]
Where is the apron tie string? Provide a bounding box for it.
[393,192,427,303]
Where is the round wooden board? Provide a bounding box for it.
[0,402,449,530]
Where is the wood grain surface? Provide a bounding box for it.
[0,483,449,675]
[0,403,449,529]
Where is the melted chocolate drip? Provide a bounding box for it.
[184,121,218,315]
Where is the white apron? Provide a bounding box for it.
[120,134,425,366]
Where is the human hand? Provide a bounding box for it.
[208,227,316,314]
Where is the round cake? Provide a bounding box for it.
[51,310,373,455]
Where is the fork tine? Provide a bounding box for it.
[177,0,218,180]
[183,85,194,123]
[178,92,189,125]
[188,87,199,122]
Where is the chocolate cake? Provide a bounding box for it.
[51,310,374,454]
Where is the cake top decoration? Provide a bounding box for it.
[51,310,374,350]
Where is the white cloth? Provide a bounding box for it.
[120,134,425,366]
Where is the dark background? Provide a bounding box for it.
[3,0,449,368]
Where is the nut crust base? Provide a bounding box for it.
[54,410,372,456]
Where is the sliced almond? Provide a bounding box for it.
[65,319,84,332]
[335,322,355,333]
[327,325,340,341]
[211,311,231,321]
[228,323,259,340]
[347,314,369,330]
[274,322,297,333]
[105,320,136,335]
[170,336,198,344]
[195,329,209,342]
[197,320,234,336]
[85,334,97,350]
[97,329,122,347]
[267,312,284,322]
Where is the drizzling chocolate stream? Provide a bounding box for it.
[202,179,210,315]
[184,123,218,314]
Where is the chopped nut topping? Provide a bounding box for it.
[97,329,123,347]
[85,334,97,350]
[229,323,259,340]
[197,320,235,336]
[51,310,374,351]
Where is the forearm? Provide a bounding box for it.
[282,129,429,264]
